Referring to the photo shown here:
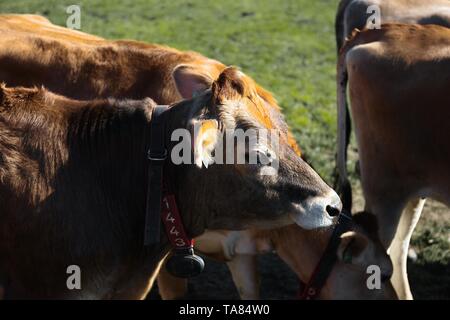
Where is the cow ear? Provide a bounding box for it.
[172,64,213,99]
[192,119,220,168]
[212,67,247,104]
[337,231,369,264]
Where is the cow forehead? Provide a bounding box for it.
[196,65,301,156]
[228,72,276,128]
[244,94,274,130]
[230,73,302,156]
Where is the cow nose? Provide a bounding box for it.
[325,192,343,217]
[289,189,343,230]
[326,204,341,217]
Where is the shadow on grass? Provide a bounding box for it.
[147,254,296,300]
[409,259,450,300]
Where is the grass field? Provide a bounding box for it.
[1,0,448,299]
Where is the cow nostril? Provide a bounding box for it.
[326,205,341,217]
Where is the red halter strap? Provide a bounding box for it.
[144,105,194,249]
[160,193,195,249]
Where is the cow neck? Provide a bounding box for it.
[143,104,194,250]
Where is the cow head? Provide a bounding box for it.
[165,66,342,235]
[267,212,397,299]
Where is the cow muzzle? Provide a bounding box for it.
[289,190,342,229]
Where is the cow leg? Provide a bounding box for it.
[157,260,188,300]
[226,254,259,300]
[364,192,407,296]
[388,198,425,300]
[365,196,405,248]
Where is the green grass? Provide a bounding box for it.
[1,0,448,299]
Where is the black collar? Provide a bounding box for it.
[144,105,169,245]
[143,105,205,278]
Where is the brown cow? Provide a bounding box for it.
[334,0,450,209]
[0,68,340,298]
[0,15,342,298]
[158,212,397,300]
[335,0,450,51]
[337,24,450,299]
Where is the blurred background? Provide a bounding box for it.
[1,0,448,299]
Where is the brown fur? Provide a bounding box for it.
[0,85,163,299]
[0,68,333,298]
[335,0,450,50]
[333,0,450,208]
[338,23,450,299]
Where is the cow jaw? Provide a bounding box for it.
[289,190,342,229]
